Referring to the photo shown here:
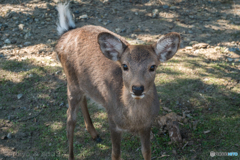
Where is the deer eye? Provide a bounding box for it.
[122,64,128,71]
[149,65,156,72]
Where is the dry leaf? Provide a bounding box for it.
[162,107,172,112]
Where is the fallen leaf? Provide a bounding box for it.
[162,107,172,112]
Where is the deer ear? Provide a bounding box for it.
[153,32,180,62]
[98,32,127,61]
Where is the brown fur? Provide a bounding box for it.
[55,25,180,160]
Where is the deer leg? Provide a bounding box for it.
[67,86,81,160]
[80,96,101,142]
[140,128,151,160]
[109,120,122,160]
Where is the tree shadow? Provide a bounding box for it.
[0,0,240,159]
[0,0,239,50]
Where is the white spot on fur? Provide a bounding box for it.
[131,94,145,99]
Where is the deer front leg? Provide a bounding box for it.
[140,128,151,160]
[109,120,122,160]
[110,129,122,160]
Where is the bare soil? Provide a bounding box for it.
[0,0,240,159]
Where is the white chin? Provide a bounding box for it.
[131,94,144,99]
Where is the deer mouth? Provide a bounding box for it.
[131,94,145,99]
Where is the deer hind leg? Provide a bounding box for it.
[80,96,102,142]
[67,85,82,160]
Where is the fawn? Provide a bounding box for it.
[55,3,180,160]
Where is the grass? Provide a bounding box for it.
[0,48,239,160]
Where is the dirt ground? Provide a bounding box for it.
[0,0,240,159]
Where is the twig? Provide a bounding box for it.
[182,142,188,149]
[17,109,43,122]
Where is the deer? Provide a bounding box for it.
[55,3,180,160]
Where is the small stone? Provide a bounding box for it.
[152,9,159,18]
[4,39,11,44]
[24,42,31,46]
[18,24,24,30]
[163,5,169,9]
[227,58,234,62]
[46,18,51,21]
[17,94,23,99]
[170,6,176,9]
[98,19,102,22]
[79,14,88,19]
[135,12,138,16]
[115,28,121,33]
[7,133,12,139]
[59,102,64,107]
[8,115,16,120]
[28,74,33,78]
[49,143,52,146]
[103,22,108,26]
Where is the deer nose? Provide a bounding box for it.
[132,86,144,96]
